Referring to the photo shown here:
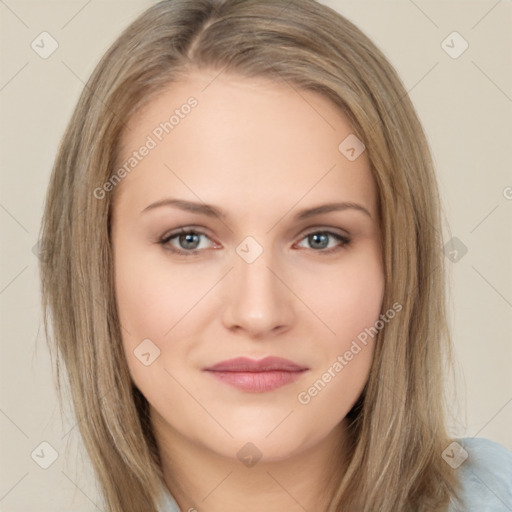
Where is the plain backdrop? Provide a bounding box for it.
[1,1,511,510]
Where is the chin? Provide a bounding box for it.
[198,422,320,464]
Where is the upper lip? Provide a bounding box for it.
[204,356,308,372]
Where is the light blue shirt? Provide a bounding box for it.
[157,437,512,511]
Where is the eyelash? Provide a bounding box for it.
[158,227,351,256]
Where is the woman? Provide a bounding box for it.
[38,0,512,511]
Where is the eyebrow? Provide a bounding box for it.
[141,198,372,220]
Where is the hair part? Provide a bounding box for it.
[39,0,463,510]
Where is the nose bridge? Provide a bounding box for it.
[222,237,293,334]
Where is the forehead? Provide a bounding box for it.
[114,70,377,219]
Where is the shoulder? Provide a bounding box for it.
[157,483,182,512]
[450,437,512,511]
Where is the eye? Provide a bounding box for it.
[159,227,351,256]
[159,228,216,255]
[295,230,351,254]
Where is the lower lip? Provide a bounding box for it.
[205,370,307,392]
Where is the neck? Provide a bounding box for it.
[154,416,349,512]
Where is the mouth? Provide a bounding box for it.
[203,356,309,393]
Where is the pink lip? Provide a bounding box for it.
[203,357,309,393]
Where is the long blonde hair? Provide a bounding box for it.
[39,0,463,510]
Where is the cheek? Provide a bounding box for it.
[298,244,384,399]
[114,245,210,343]
[304,243,384,345]
[113,243,202,405]
[113,239,225,401]
[336,259,384,341]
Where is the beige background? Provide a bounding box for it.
[1,1,511,510]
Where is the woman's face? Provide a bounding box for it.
[111,70,384,463]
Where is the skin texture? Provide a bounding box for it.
[111,70,385,512]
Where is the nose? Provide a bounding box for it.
[221,247,295,337]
